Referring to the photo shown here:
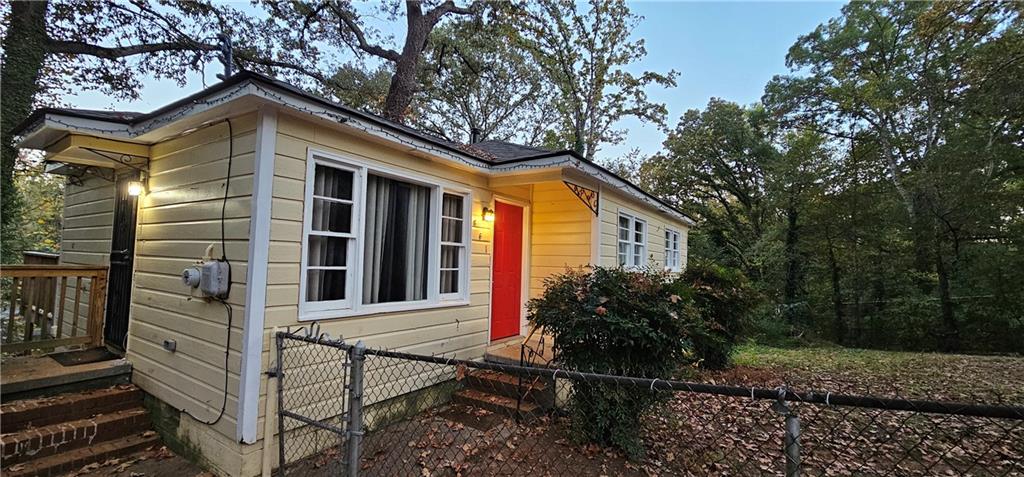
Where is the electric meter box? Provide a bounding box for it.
[200,260,230,298]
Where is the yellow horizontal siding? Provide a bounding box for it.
[125,112,257,448]
[58,175,113,339]
[529,182,593,298]
[598,188,690,270]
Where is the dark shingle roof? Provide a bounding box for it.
[468,140,552,163]
[14,71,695,223]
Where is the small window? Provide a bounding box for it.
[665,229,682,272]
[440,193,468,297]
[617,212,647,268]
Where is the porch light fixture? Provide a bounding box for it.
[127,180,146,197]
[482,207,495,222]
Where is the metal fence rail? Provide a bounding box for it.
[273,330,1024,476]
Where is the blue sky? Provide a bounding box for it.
[65,1,845,159]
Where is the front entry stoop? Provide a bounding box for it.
[0,384,159,477]
[453,369,555,421]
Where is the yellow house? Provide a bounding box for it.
[12,72,693,476]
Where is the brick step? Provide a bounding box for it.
[1,384,143,433]
[464,370,554,408]
[452,388,541,421]
[3,432,160,477]
[1,408,151,467]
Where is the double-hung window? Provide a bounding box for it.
[617,212,647,268]
[665,228,682,272]
[301,151,471,319]
[440,193,468,297]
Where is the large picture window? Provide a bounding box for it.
[665,228,681,272]
[300,151,470,319]
[617,212,647,268]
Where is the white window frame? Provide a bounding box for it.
[617,211,647,269]
[299,149,471,321]
[665,228,682,272]
[439,191,471,302]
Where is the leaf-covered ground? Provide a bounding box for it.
[286,346,1024,476]
[725,344,1024,403]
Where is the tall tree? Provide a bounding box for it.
[0,0,311,263]
[511,0,677,160]
[763,1,1022,350]
[641,99,776,279]
[411,18,553,144]
[263,0,481,122]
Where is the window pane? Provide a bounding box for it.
[307,269,346,302]
[634,244,643,265]
[441,270,459,294]
[634,221,644,242]
[442,194,464,218]
[618,242,628,266]
[314,165,353,199]
[308,236,348,267]
[442,218,462,243]
[618,216,630,240]
[312,199,352,233]
[441,245,460,269]
[363,174,431,304]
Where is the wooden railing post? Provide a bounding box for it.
[1,264,110,354]
[88,269,108,348]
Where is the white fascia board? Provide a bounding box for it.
[493,154,696,226]
[237,107,277,444]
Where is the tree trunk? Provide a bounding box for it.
[781,203,803,329]
[1,0,50,264]
[934,237,959,352]
[382,6,433,122]
[826,234,845,344]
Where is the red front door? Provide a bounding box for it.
[491,201,524,341]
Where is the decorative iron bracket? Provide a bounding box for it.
[80,146,150,173]
[55,163,116,186]
[563,181,600,216]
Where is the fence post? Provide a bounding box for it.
[275,333,287,477]
[784,411,802,477]
[345,341,366,477]
[773,390,801,477]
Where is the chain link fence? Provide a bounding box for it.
[272,330,1024,476]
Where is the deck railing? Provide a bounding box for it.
[1,264,108,354]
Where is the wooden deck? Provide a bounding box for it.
[1,350,131,401]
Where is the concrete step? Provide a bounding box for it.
[1,408,151,466]
[3,432,160,477]
[1,384,143,433]
[452,388,540,421]
[464,370,554,409]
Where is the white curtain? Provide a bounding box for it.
[362,175,430,304]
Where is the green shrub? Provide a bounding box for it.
[672,260,759,369]
[527,267,695,458]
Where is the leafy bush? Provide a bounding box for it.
[671,260,759,369]
[527,267,694,458]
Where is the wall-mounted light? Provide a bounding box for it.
[127,180,146,197]
[481,207,496,222]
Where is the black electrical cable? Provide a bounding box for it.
[181,119,234,426]
[183,300,233,426]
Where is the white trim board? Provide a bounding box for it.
[238,107,277,444]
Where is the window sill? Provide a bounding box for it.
[299,299,472,322]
